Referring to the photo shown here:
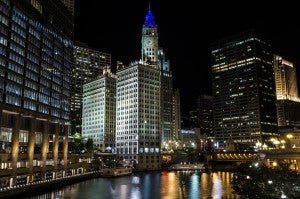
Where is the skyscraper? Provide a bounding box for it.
[211,30,278,150]
[115,6,161,170]
[172,89,181,141]
[274,55,300,129]
[82,66,116,152]
[71,42,111,134]
[198,94,213,135]
[0,0,73,186]
[274,55,298,100]
[158,48,174,144]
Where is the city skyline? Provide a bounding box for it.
[74,0,300,114]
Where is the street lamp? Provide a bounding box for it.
[286,134,294,149]
[272,139,280,149]
[280,140,286,149]
[255,141,262,150]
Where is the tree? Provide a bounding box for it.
[72,132,85,153]
[85,138,94,152]
[231,161,300,198]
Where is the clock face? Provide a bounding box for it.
[147,39,153,45]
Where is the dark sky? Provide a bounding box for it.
[74,1,300,114]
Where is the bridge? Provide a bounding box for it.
[162,149,300,171]
[207,149,300,171]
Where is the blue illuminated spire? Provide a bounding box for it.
[144,2,156,28]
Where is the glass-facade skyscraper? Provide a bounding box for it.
[0,0,73,186]
[71,42,111,134]
[211,30,278,150]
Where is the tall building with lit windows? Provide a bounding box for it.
[210,30,278,150]
[71,42,111,134]
[198,94,213,135]
[274,55,300,129]
[115,6,161,170]
[158,48,174,145]
[82,66,116,152]
[172,89,181,140]
[274,55,298,100]
[0,0,73,186]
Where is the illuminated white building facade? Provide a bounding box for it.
[115,7,162,170]
[72,42,111,134]
[82,66,116,151]
[116,61,161,170]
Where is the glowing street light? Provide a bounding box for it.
[286,134,293,139]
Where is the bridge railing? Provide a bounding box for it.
[212,152,258,161]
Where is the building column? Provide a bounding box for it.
[63,125,69,171]
[41,120,49,180]
[11,113,20,186]
[27,117,36,182]
[295,160,300,171]
[0,109,2,129]
[53,122,59,176]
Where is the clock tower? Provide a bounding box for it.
[141,3,158,66]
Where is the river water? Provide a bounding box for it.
[24,171,240,199]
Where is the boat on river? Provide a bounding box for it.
[99,167,133,177]
[168,163,205,171]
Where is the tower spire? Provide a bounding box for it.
[144,2,156,28]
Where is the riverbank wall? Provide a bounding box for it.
[0,172,100,199]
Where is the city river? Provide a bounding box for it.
[24,171,239,199]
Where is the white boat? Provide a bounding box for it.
[100,167,133,177]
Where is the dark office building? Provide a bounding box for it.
[198,94,213,135]
[210,30,278,150]
[277,100,300,131]
[158,48,174,144]
[0,0,73,186]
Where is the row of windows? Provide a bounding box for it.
[25,80,37,90]
[7,73,22,84]
[11,23,26,38]
[25,70,38,81]
[24,89,37,100]
[29,27,40,40]
[10,42,24,56]
[0,12,8,26]
[8,62,23,74]
[0,35,7,45]
[9,52,24,65]
[6,93,21,106]
[11,33,25,47]
[12,13,26,29]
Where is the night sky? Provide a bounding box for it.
[74,0,300,114]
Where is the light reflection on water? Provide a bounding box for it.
[24,171,239,199]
